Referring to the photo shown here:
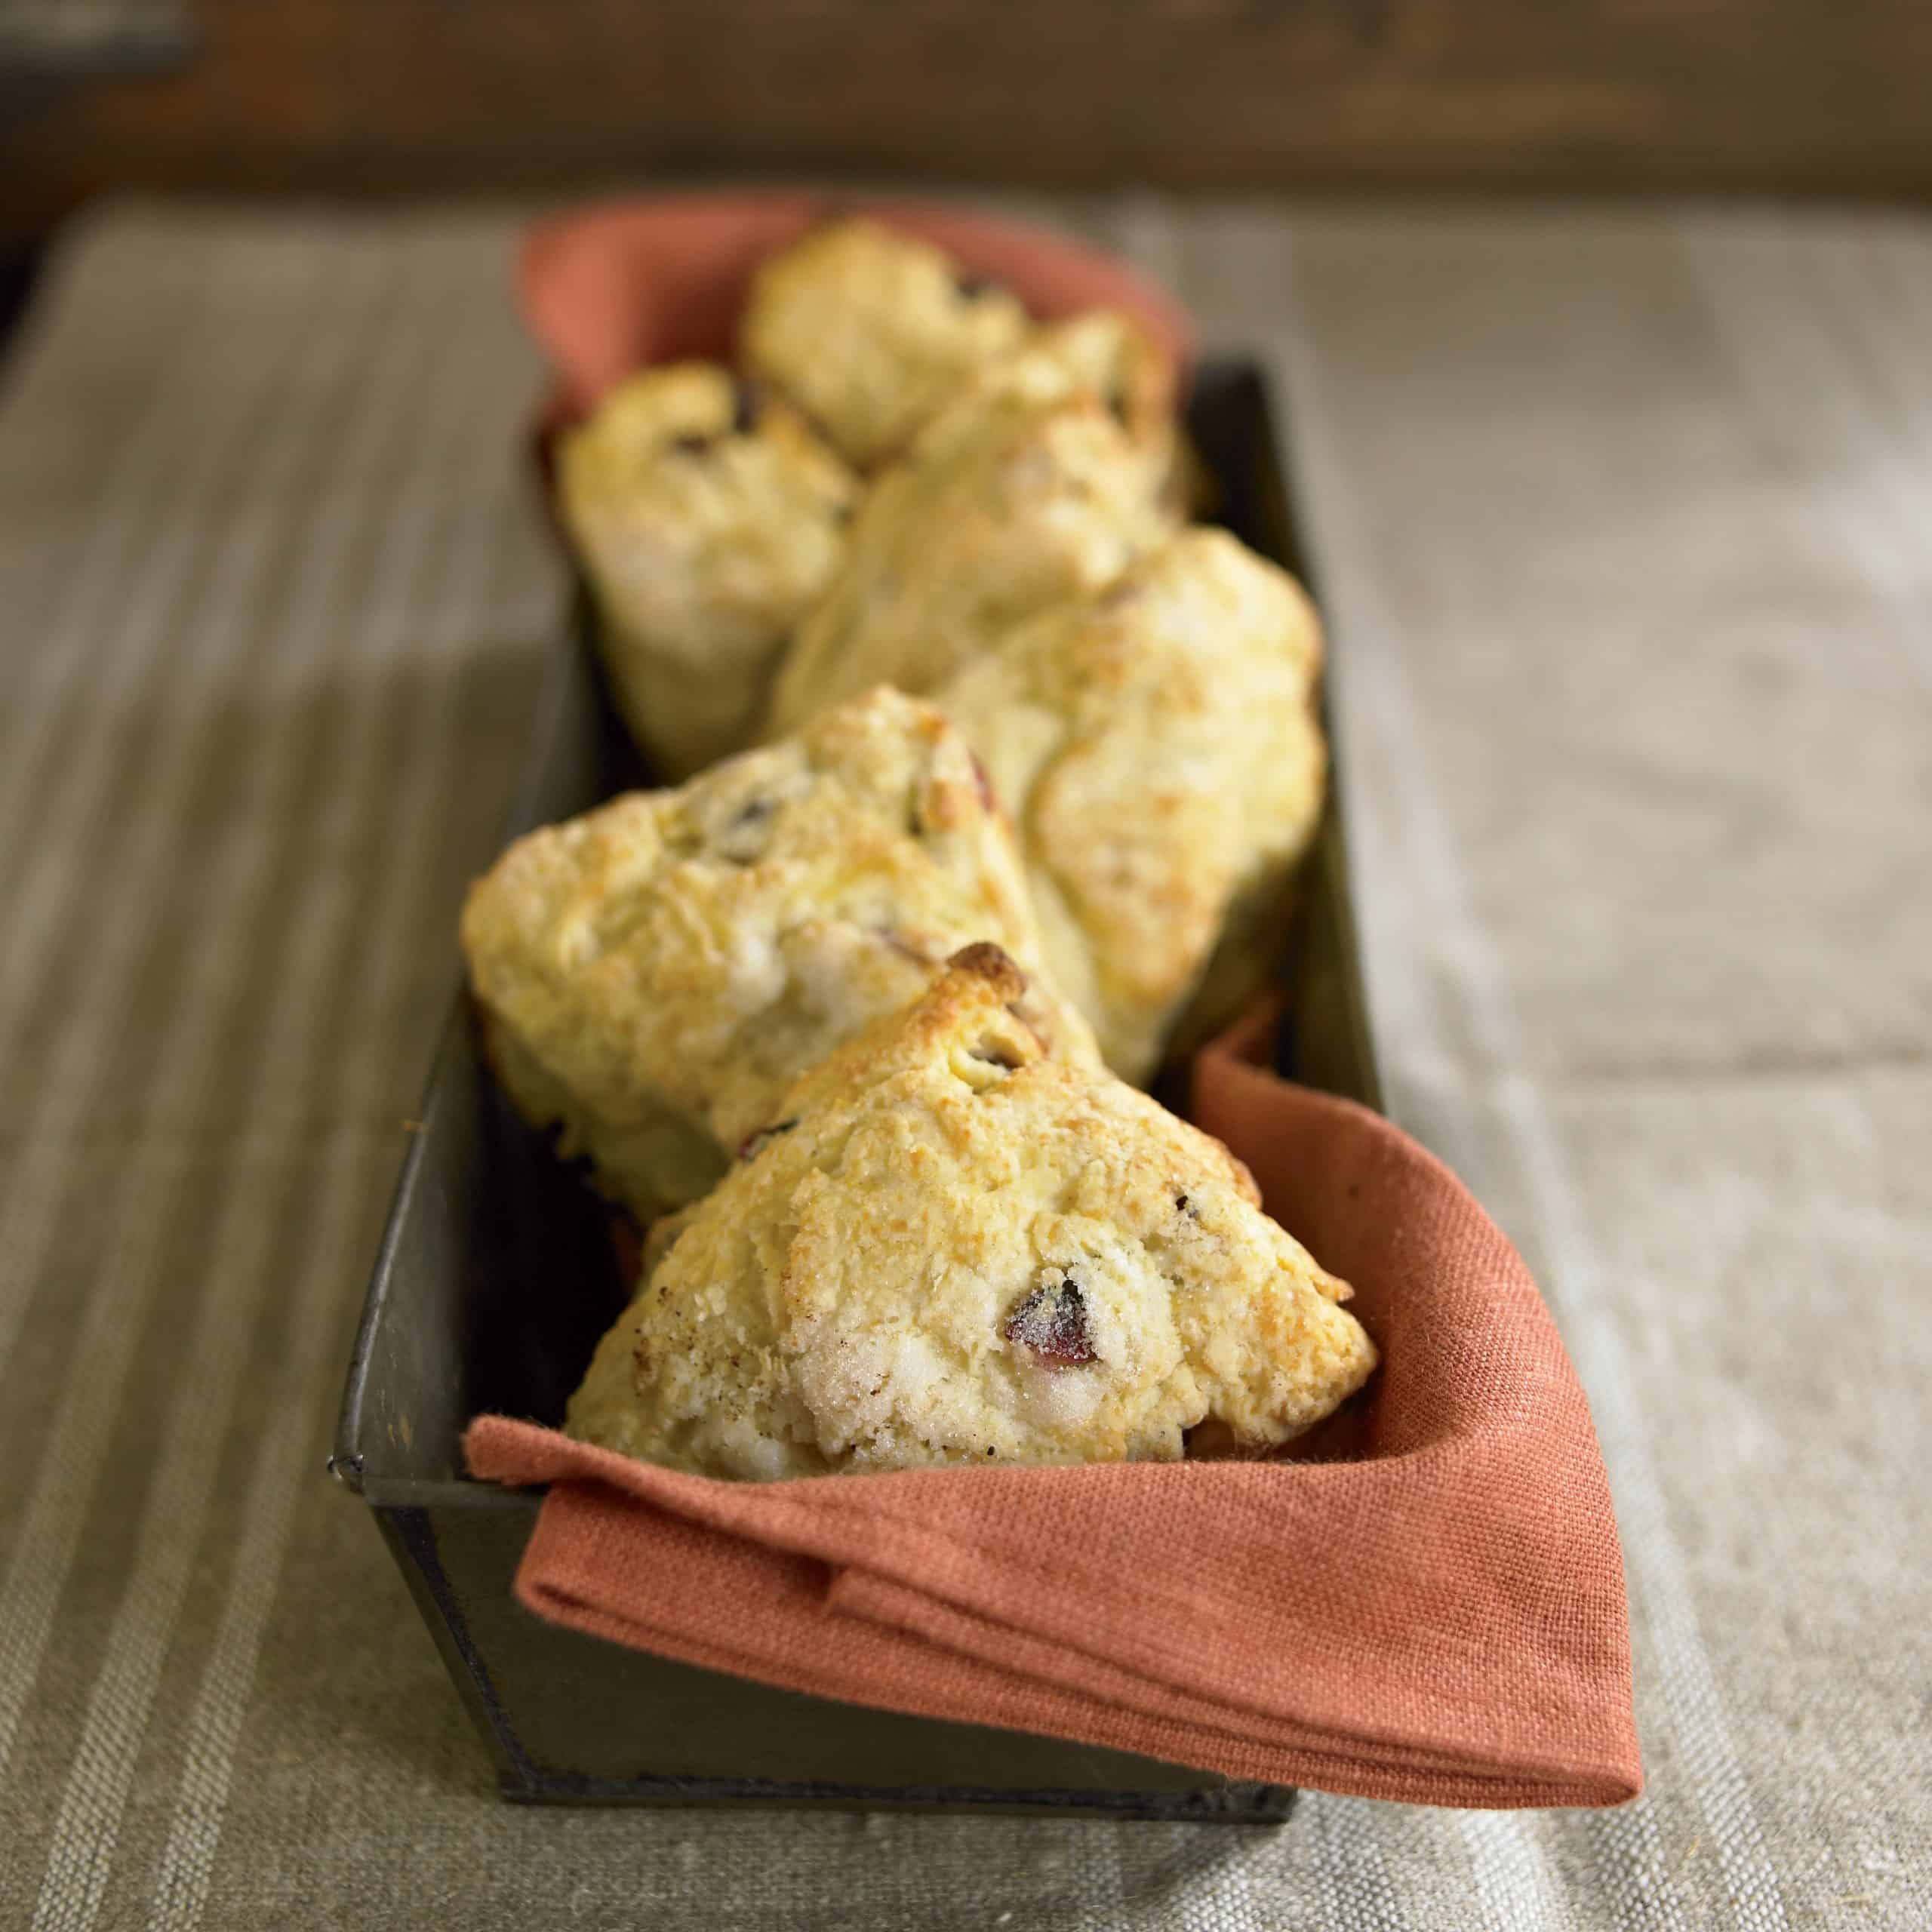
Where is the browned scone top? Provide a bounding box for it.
[565,945,1377,1479]
[460,688,1098,1225]
[739,217,1032,470]
[764,338,1178,735]
[556,361,859,777]
[938,526,1328,1081]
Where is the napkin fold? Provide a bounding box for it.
[465,1010,1640,1808]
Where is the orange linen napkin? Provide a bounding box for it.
[464,1008,1640,1808]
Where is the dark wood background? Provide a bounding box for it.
[5,0,1931,239]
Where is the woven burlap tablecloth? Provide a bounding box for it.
[0,197,1924,1930]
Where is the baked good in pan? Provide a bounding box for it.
[460,688,1097,1225]
[740,217,1032,469]
[565,943,1377,1479]
[1028,307,1177,460]
[555,362,859,777]
[764,340,1177,736]
[937,527,1327,1082]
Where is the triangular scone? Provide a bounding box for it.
[461,690,1099,1225]
[937,528,1328,1082]
[764,339,1178,737]
[740,218,1032,471]
[557,364,859,778]
[565,945,1377,1480]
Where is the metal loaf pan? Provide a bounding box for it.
[331,358,1379,1817]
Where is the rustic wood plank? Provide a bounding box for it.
[5,0,1931,234]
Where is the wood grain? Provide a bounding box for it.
[5,0,1930,234]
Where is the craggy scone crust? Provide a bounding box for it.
[557,363,859,777]
[764,342,1177,736]
[565,945,1376,1479]
[1028,308,1177,460]
[740,218,1032,469]
[460,689,1097,1225]
[937,528,1328,1082]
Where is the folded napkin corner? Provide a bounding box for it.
[463,1011,1641,1810]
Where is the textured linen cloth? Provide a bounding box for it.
[0,198,1926,1928]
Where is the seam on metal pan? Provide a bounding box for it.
[392,1506,544,1791]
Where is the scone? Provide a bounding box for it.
[740,217,1031,469]
[556,363,859,777]
[460,688,1097,1224]
[937,528,1327,1082]
[565,944,1377,1479]
[764,343,1178,735]
[1029,308,1177,461]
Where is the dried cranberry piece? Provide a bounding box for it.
[1003,1275,1097,1367]
[968,750,997,814]
[714,794,777,863]
[727,795,774,836]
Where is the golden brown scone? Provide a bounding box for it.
[565,944,1376,1479]
[764,343,1178,736]
[460,688,1097,1224]
[556,363,859,777]
[937,528,1327,1081]
[1027,309,1177,462]
[740,218,1032,469]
